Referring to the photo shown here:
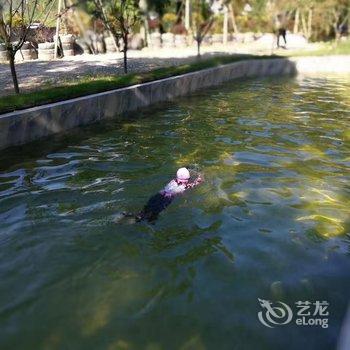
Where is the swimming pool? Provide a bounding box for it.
[0,75,349,349]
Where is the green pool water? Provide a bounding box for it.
[0,75,350,350]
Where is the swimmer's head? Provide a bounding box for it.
[176,167,190,183]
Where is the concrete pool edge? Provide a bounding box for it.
[1,55,349,150]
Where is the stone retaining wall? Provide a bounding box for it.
[1,55,349,150]
[0,58,297,150]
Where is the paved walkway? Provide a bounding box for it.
[0,42,313,97]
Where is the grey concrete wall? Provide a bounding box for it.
[3,55,350,151]
[0,58,297,150]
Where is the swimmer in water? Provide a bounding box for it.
[135,167,203,223]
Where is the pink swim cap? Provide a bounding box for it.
[176,167,190,180]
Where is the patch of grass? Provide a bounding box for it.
[316,40,350,55]
[278,39,350,57]
[0,54,279,114]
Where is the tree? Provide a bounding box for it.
[281,0,350,41]
[192,0,215,56]
[114,0,139,73]
[300,3,313,40]
[146,0,171,16]
[227,1,239,34]
[0,0,54,94]
[147,0,172,33]
[139,0,150,46]
[91,0,139,74]
[322,0,350,41]
[0,0,53,94]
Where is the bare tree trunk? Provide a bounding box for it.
[301,11,311,40]
[333,22,340,42]
[139,0,150,47]
[335,28,341,41]
[333,12,349,42]
[228,4,238,34]
[197,39,201,56]
[293,8,299,34]
[301,12,306,37]
[223,5,228,45]
[141,18,150,47]
[307,8,313,40]
[54,0,63,58]
[185,0,191,31]
[123,34,128,74]
[9,53,19,94]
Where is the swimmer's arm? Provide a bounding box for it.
[186,175,203,189]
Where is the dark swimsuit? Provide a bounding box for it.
[136,193,173,223]
[137,179,194,223]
